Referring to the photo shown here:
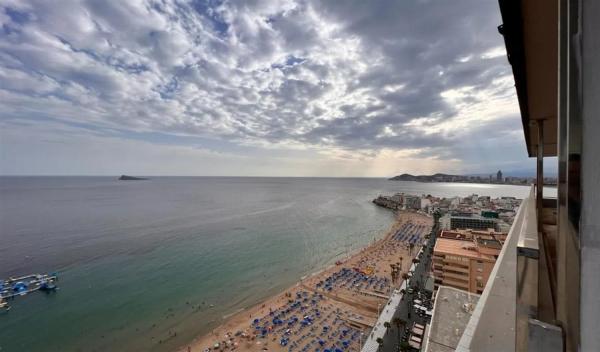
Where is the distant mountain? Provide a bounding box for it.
[118,175,148,181]
[389,173,459,182]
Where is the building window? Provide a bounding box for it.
[477,281,484,288]
[477,268,483,272]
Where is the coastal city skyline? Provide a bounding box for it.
[2,0,537,177]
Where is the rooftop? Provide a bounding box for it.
[434,238,496,261]
[440,229,507,241]
[424,286,480,352]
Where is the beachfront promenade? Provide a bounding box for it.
[361,214,439,352]
[183,212,433,352]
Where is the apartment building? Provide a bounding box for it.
[432,231,504,294]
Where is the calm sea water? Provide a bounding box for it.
[0,177,543,352]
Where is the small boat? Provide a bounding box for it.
[39,281,57,292]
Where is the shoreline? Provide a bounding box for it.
[178,210,433,352]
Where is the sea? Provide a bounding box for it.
[0,177,550,352]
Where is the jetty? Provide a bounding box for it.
[0,273,59,311]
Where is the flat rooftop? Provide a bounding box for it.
[434,238,496,260]
[424,286,480,352]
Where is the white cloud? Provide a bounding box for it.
[481,46,507,59]
[0,0,528,176]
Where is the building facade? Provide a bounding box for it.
[450,216,497,231]
[432,230,504,294]
[403,194,421,210]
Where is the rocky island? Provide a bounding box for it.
[118,175,148,181]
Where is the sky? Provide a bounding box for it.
[0,0,540,177]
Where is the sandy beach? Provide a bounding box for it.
[179,211,433,352]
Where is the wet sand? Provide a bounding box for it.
[179,211,433,352]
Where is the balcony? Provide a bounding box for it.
[454,185,561,351]
[442,264,469,274]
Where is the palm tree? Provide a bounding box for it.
[376,337,384,347]
[383,321,391,334]
[399,341,411,351]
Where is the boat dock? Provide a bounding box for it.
[0,273,59,311]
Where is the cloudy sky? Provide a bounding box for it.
[0,0,538,177]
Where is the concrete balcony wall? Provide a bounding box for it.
[454,187,534,351]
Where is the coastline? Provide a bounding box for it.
[178,210,433,352]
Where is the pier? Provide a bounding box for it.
[0,273,59,311]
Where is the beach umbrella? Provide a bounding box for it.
[319,340,325,346]
[253,318,260,324]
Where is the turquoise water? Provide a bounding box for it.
[0,177,539,351]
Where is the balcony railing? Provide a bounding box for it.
[455,185,562,351]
